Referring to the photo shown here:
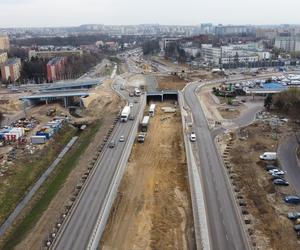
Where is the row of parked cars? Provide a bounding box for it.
[260,152,300,237]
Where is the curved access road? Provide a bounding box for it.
[183,82,250,250]
[278,135,300,196]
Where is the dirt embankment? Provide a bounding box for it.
[157,75,188,91]
[15,79,124,250]
[226,122,300,250]
[100,102,195,250]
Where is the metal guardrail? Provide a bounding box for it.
[178,92,211,250]
[87,94,146,249]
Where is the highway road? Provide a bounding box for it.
[183,82,250,250]
[52,84,142,250]
[278,135,300,196]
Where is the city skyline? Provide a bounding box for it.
[1,0,300,28]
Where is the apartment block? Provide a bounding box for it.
[47,57,67,82]
[1,58,21,82]
[0,35,10,51]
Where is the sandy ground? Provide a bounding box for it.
[157,75,188,91]
[100,102,195,250]
[15,80,124,250]
[220,121,300,250]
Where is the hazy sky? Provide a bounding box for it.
[1,0,300,27]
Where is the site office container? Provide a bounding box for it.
[31,135,47,144]
[36,126,54,139]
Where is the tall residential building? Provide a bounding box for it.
[0,52,8,65]
[214,25,255,36]
[1,58,21,82]
[47,57,67,82]
[274,36,300,52]
[0,34,10,51]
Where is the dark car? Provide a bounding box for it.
[284,195,300,204]
[271,174,284,181]
[265,164,277,171]
[297,231,300,238]
[273,179,289,186]
[288,212,300,220]
[294,224,300,232]
[129,115,135,121]
[108,140,116,148]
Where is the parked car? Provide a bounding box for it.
[288,212,300,220]
[269,169,285,175]
[294,224,300,232]
[271,174,285,181]
[260,152,277,160]
[190,132,196,142]
[273,179,289,186]
[284,195,300,204]
[265,164,277,171]
[108,140,116,148]
[119,135,125,142]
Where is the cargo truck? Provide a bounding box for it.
[120,106,131,122]
[149,104,156,117]
[141,116,150,132]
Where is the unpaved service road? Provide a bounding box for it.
[100,102,195,250]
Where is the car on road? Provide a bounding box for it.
[129,103,133,108]
[190,132,196,142]
[269,169,285,175]
[284,195,300,204]
[129,115,135,121]
[134,99,138,103]
[273,179,289,186]
[108,140,116,148]
[288,212,300,220]
[119,135,125,142]
[129,92,134,97]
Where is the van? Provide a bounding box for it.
[260,152,277,161]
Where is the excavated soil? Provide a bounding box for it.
[100,102,195,250]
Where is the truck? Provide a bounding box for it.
[120,106,131,122]
[260,152,277,161]
[149,104,156,117]
[141,116,150,132]
[137,132,146,143]
[134,88,141,96]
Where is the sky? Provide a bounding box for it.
[1,0,300,27]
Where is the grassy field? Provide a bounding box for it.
[1,120,102,250]
[0,125,76,225]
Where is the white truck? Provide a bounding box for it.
[120,106,131,122]
[134,88,141,96]
[149,104,156,117]
[141,116,150,132]
[137,132,146,143]
[260,152,277,161]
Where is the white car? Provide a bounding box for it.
[269,169,285,175]
[129,103,133,108]
[190,132,196,142]
[119,135,125,142]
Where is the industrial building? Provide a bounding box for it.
[0,58,21,82]
[47,57,67,82]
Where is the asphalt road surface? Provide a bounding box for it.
[183,82,249,250]
[278,135,300,196]
[52,88,142,250]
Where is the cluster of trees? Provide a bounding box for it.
[164,42,186,62]
[18,52,103,84]
[264,88,300,115]
[142,39,160,55]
